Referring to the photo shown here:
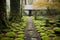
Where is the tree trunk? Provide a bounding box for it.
[10,0,20,22]
[20,0,23,22]
[47,7,54,20]
[0,0,8,32]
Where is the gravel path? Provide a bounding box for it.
[24,16,41,40]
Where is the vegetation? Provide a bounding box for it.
[0,16,27,40]
[33,16,60,40]
[0,0,60,40]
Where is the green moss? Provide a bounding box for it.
[11,23,20,27]
[20,27,25,29]
[40,33,47,37]
[17,31,24,34]
[36,26,40,28]
[49,20,55,23]
[3,29,11,32]
[17,34,24,38]
[40,27,47,30]
[48,34,56,37]
[53,36,60,40]
[15,38,24,40]
[38,30,45,33]
[6,32,16,37]
[45,30,54,35]
[22,24,26,27]
[13,29,19,32]
[53,27,60,32]
[1,37,11,40]
[41,36,50,40]
[0,34,3,37]
[19,28,24,31]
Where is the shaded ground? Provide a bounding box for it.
[24,16,41,40]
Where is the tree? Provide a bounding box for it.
[32,0,60,7]
[32,0,60,19]
[0,0,9,33]
[10,0,21,22]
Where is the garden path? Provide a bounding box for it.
[24,16,41,40]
